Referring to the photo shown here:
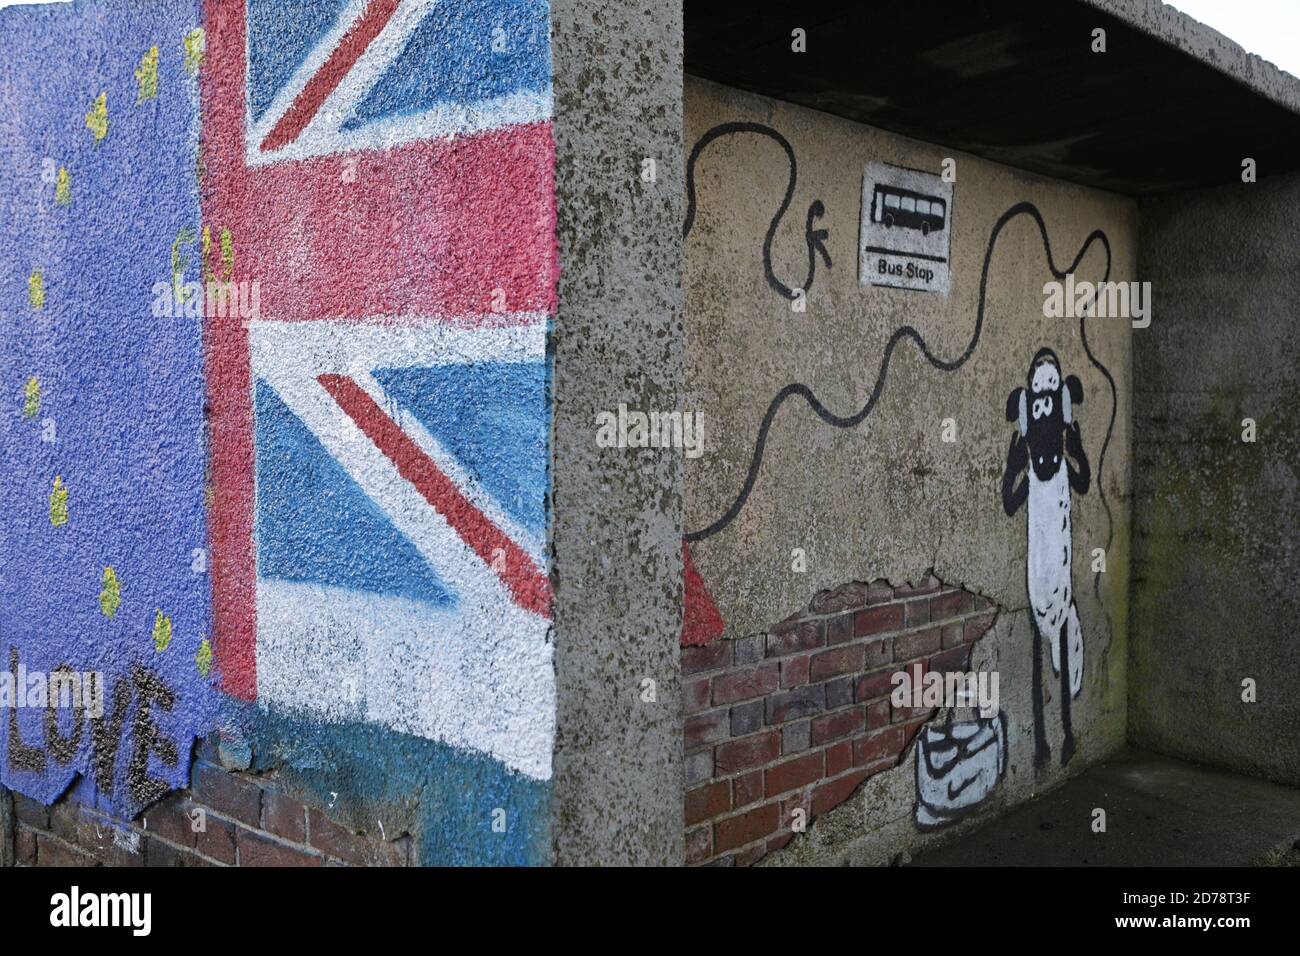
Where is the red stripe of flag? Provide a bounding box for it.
[317,373,552,619]
[260,0,402,153]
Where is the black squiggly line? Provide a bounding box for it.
[683,122,830,300]
[1078,258,1117,636]
[686,201,1115,546]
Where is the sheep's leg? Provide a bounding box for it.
[1059,617,1076,767]
[1032,622,1050,769]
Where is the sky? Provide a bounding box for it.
[1168,0,1300,78]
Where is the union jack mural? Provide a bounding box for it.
[201,0,558,789]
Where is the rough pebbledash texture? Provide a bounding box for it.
[5,739,410,867]
[682,575,996,866]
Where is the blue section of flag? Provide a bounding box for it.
[247,0,349,123]
[0,0,214,814]
[372,362,547,537]
[341,0,551,131]
[254,380,454,607]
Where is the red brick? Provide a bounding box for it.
[237,828,321,867]
[764,752,824,796]
[683,641,731,675]
[733,770,764,808]
[892,703,935,723]
[941,622,966,649]
[781,654,809,688]
[767,832,794,854]
[686,826,712,865]
[766,620,825,657]
[714,731,780,774]
[864,637,892,668]
[928,645,973,674]
[686,781,730,825]
[766,685,824,724]
[195,814,238,865]
[811,706,865,745]
[190,763,261,826]
[683,677,712,714]
[900,718,931,752]
[11,793,49,829]
[866,698,891,730]
[812,769,870,816]
[893,574,941,597]
[713,802,779,853]
[854,726,906,765]
[780,791,811,829]
[930,589,974,621]
[145,836,216,867]
[904,599,931,627]
[712,663,779,705]
[15,828,36,866]
[735,843,768,867]
[685,709,729,752]
[48,803,114,855]
[856,667,899,701]
[825,613,855,645]
[894,627,942,661]
[35,834,97,867]
[307,809,406,866]
[809,581,892,614]
[142,794,198,849]
[810,644,865,681]
[825,739,853,776]
[854,603,904,637]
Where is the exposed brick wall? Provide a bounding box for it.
[683,574,996,866]
[5,740,411,867]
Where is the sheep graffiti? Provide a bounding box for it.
[1001,348,1091,768]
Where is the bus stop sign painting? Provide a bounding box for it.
[860,162,953,294]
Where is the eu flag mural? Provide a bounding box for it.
[0,0,216,819]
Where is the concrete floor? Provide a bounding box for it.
[912,748,1300,866]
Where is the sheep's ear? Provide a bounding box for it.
[1006,388,1027,436]
[1063,375,1083,425]
[1005,388,1022,422]
[1065,375,1083,406]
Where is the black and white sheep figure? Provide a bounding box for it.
[1001,348,1090,769]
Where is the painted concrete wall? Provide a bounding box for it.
[2,0,558,866]
[681,78,1135,864]
[1131,172,1300,786]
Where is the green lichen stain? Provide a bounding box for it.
[54,166,71,206]
[152,609,172,653]
[171,226,196,300]
[183,28,205,76]
[201,225,212,282]
[85,92,108,144]
[22,377,40,418]
[28,271,44,309]
[220,227,234,280]
[49,476,68,526]
[99,567,121,618]
[135,46,159,102]
[195,638,212,677]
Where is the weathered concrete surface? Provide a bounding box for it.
[1130,171,1300,787]
[550,0,686,865]
[912,748,1300,866]
[684,78,1134,864]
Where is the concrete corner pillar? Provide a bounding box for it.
[549,0,686,865]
